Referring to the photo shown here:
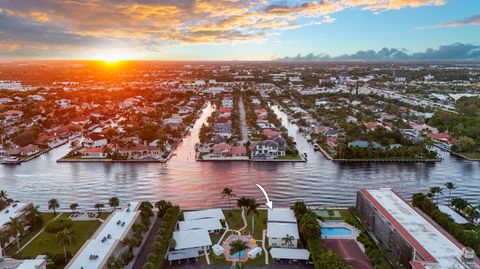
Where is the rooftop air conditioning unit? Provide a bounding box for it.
[461,247,475,266]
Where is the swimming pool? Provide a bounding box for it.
[321,227,353,237]
[231,250,246,259]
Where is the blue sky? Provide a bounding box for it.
[0,0,478,60]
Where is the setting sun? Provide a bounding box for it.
[98,51,123,63]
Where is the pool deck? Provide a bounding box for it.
[222,234,257,262]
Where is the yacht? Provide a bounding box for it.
[1,156,21,164]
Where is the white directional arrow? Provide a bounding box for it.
[255,183,273,210]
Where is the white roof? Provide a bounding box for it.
[65,202,140,269]
[173,229,212,250]
[270,248,310,260]
[0,203,29,229]
[178,218,223,231]
[183,208,225,221]
[0,257,46,269]
[438,205,469,225]
[267,222,299,239]
[268,208,297,223]
[366,189,478,269]
[168,249,199,261]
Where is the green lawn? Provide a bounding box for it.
[246,210,267,240]
[97,211,111,220]
[6,213,56,256]
[276,154,302,160]
[223,210,245,230]
[453,152,480,160]
[17,214,101,259]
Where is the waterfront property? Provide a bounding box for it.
[356,188,480,269]
[65,201,141,269]
[0,203,31,232]
[267,208,299,248]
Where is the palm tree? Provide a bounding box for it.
[69,203,79,213]
[48,198,60,215]
[56,228,74,261]
[229,239,248,269]
[246,198,259,237]
[155,200,172,218]
[444,182,456,203]
[94,203,104,213]
[222,187,236,209]
[25,205,42,229]
[236,196,250,210]
[0,190,9,202]
[7,217,25,250]
[282,234,295,247]
[429,186,443,204]
[109,197,119,211]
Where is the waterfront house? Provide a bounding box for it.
[118,144,163,160]
[212,143,232,157]
[81,147,107,159]
[84,134,108,148]
[231,145,247,156]
[348,140,383,149]
[0,203,32,234]
[267,222,299,248]
[250,140,286,159]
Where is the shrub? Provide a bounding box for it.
[52,252,71,266]
[45,219,74,234]
[147,253,157,263]
[143,262,154,269]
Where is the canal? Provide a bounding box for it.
[1,102,479,210]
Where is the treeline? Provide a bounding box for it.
[143,201,180,269]
[412,193,480,255]
[291,201,350,269]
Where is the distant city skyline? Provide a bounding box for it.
[0,0,478,60]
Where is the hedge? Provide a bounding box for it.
[44,218,74,234]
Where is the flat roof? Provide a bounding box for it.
[173,229,212,250]
[0,203,30,229]
[268,208,297,223]
[437,205,469,225]
[168,249,199,261]
[0,257,46,269]
[183,208,225,221]
[65,201,140,269]
[178,218,223,231]
[267,222,299,239]
[270,248,310,260]
[361,189,479,269]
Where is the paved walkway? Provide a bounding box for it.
[165,263,312,269]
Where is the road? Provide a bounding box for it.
[238,96,249,144]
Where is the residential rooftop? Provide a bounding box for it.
[361,188,479,269]
[65,201,140,269]
[267,208,297,223]
[183,208,225,221]
[0,202,30,229]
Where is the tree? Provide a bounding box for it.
[282,234,295,247]
[109,197,119,211]
[25,205,43,229]
[69,203,79,213]
[7,217,25,250]
[94,203,105,212]
[56,228,74,261]
[169,238,176,251]
[429,186,443,204]
[107,256,124,269]
[246,198,259,237]
[236,196,250,210]
[444,182,456,203]
[143,262,155,269]
[222,187,236,209]
[155,200,172,218]
[463,206,480,224]
[292,201,308,219]
[451,197,468,212]
[299,211,321,240]
[456,136,475,152]
[48,198,60,215]
[229,239,249,268]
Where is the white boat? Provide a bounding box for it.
[1,156,21,164]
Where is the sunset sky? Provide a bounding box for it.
[0,0,479,60]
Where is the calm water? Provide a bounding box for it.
[1,103,479,210]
